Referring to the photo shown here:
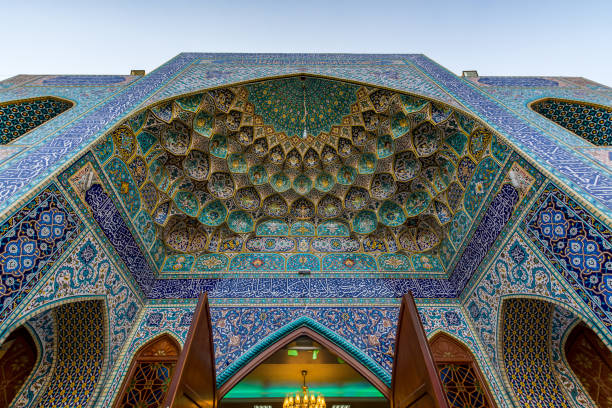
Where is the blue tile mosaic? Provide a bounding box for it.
[404,55,612,218]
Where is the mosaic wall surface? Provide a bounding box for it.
[15,232,142,367]
[523,183,612,334]
[91,76,513,279]
[0,97,72,145]
[501,298,571,408]
[469,78,612,172]
[0,56,196,215]
[404,56,612,219]
[0,54,610,408]
[100,303,510,408]
[143,54,462,109]
[37,300,105,408]
[464,232,585,363]
[0,74,139,182]
[0,184,83,326]
[531,99,611,147]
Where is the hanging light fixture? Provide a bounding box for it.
[283,370,326,408]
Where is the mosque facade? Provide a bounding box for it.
[0,53,610,408]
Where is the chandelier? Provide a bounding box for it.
[283,370,326,408]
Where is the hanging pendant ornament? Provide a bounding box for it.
[283,370,326,408]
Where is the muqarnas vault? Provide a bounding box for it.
[0,54,611,408]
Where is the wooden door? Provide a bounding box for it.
[391,293,449,408]
[163,293,217,408]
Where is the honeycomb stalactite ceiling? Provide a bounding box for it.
[104,75,499,257]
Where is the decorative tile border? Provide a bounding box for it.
[0,54,200,218]
[404,55,612,219]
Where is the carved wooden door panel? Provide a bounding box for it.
[391,293,449,408]
[163,293,217,408]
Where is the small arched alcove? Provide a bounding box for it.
[530,98,611,146]
[0,96,73,144]
[429,332,496,407]
[218,325,391,408]
[114,333,181,408]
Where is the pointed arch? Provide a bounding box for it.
[429,332,497,407]
[564,322,612,406]
[529,97,611,146]
[498,297,580,407]
[0,326,37,406]
[0,96,73,144]
[216,316,391,399]
[35,299,107,407]
[114,333,181,408]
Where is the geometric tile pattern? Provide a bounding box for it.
[438,364,490,407]
[431,332,494,408]
[0,97,72,144]
[115,335,179,408]
[0,184,83,324]
[37,300,105,408]
[531,99,611,146]
[405,54,612,218]
[524,183,612,334]
[119,362,175,407]
[465,233,584,364]
[20,233,141,367]
[93,76,508,278]
[501,298,571,408]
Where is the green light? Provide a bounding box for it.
[312,350,319,360]
[287,349,298,356]
[223,382,384,399]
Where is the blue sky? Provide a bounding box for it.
[2,0,611,86]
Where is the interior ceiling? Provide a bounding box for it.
[221,336,387,401]
[104,75,501,264]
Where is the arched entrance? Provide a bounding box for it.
[565,323,612,407]
[0,327,37,407]
[115,334,181,408]
[429,333,496,407]
[163,294,449,408]
[218,329,389,408]
[499,297,611,408]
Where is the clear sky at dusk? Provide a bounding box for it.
[1,0,611,86]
